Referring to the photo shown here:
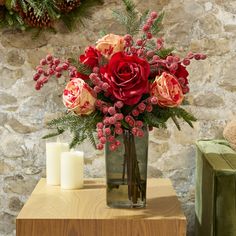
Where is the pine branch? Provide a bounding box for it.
[68,58,93,76]
[61,0,104,31]
[42,128,65,139]
[45,111,103,148]
[171,116,180,130]
[112,0,142,35]
[86,130,97,149]
[170,107,197,128]
[156,47,175,59]
[143,112,167,129]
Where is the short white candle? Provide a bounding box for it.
[61,151,84,189]
[46,142,69,186]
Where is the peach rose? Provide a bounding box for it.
[96,34,125,59]
[63,78,96,115]
[151,72,184,107]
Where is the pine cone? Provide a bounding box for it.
[0,6,5,20]
[0,0,5,6]
[14,1,53,28]
[57,0,80,13]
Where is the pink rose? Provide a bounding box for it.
[63,78,96,115]
[151,72,184,107]
[96,34,125,59]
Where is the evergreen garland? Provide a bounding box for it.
[0,0,103,31]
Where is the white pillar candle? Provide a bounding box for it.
[61,151,84,189]
[46,142,69,186]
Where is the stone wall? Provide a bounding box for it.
[0,0,236,235]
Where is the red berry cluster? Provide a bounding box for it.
[89,72,110,95]
[96,100,125,151]
[95,97,157,151]
[33,55,78,90]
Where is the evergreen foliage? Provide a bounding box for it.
[112,0,164,36]
[44,112,103,149]
[144,106,197,130]
[0,0,103,31]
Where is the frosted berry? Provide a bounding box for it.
[115,122,122,128]
[137,130,144,137]
[132,109,139,117]
[93,67,100,73]
[102,83,109,91]
[183,59,190,66]
[200,54,207,60]
[136,39,143,46]
[94,86,101,93]
[62,63,69,70]
[104,128,111,136]
[132,127,138,135]
[142,24,150,32]
[115,128,123,135]
[109,144,117,151]
[96,122,104,129]
[97,143,104,150]
[115,140,121,146]
[103,107,108,114]
[54,58,60,65]
[146,104,153,112]
[124,34,132,42]
[46,55,53,62]
[108,135,115,142]
[151,97,158,104]
[33,73,40,81]
[109,117,116,124]
[146,32,153,39]
[138,103,146,111]
[37,68,44,74]
[100,137,107,144]
[150,11,158,19]
[40,59,47,66]
[136,121,143,128]
[103,118,110,125]
[115,101,124,109]
[108,107,116,115]
[55,72,62,78]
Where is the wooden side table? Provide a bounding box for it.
[16,178,186,236]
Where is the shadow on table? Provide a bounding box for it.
[112,195,182,219]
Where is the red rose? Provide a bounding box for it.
[78,47,101,79]
[101,52,150,105]
[174,64,189,94]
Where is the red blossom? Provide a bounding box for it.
[101,52,150,105]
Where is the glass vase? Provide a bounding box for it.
[105,127,148,208]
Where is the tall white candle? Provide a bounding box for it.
[46,142,69,185]
[61,151,84,189]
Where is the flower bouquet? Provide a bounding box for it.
[33,0,206,208]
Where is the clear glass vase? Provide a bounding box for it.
[105,127,148,208]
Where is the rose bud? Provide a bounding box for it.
[63,78,96,115]
[96,34,125,59]
[150,72,184,107]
